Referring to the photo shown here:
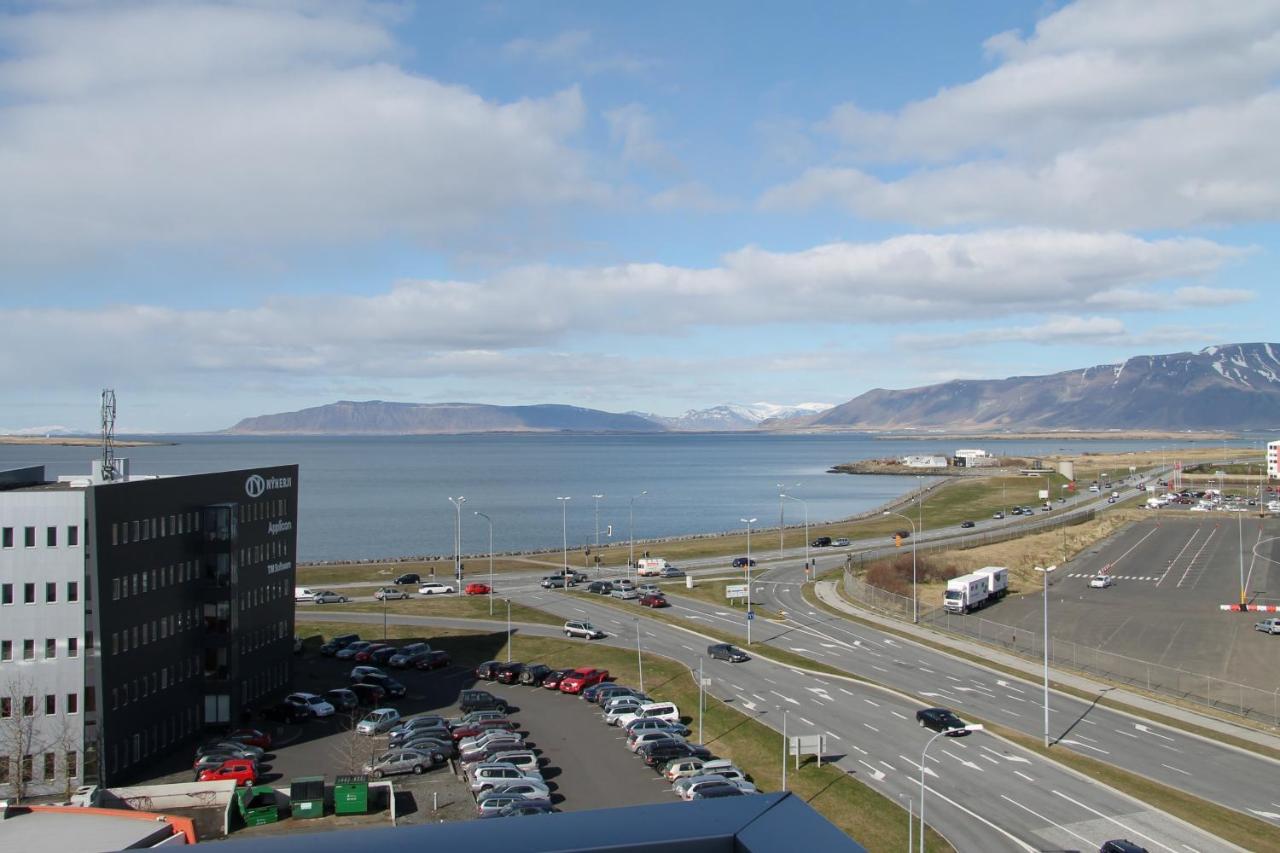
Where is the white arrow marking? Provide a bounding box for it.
[943,751,983,772]
[996,680,1025,694]
[900,754,939,777]
[770,690,800,705]
[857,760,885,781]
[1248,809,1280,821]
[1134,723,1176,742]
[980,745,1030,764]
[819,642,840,648]
[872,665,888,672]
[1060,738,1110,755]
[789,647,812,653]
[739,697,757,711]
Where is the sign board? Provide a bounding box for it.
[725,584,748,599]
[1038,489,1049,500]
[789,734,826,768]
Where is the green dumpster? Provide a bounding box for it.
[333,774,369,815]
[237,785,280,827]
[289,776,325,820]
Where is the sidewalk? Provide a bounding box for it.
[813,580,1280,752]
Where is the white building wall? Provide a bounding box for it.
[0,487,87,798]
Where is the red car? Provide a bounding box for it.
[464,582,492,595]
[559,667,609,694]
[228,728,272,750]
[415,650,451,671]
[198,759,257,786]
[639,593,668,608]
[355,643,392,663]
[451,719,519,741]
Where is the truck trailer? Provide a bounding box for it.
[944,566,1008,614]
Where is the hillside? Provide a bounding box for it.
[225,401,666,434]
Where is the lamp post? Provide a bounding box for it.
[741,517,757,644]
[780,493,808,575]
[448,496,466,583]
[504,598,512,662]
[634,618,644,693]
[629,490,647,572]
[776,484,785,559]
[557,496,571,585]
[1034,565,1057,748]
[474,510,494,616]
[919,725,983,851]
[592,494,604,549]
[883,510,918,623]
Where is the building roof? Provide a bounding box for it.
[0,804,194,852]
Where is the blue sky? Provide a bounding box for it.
[1,0,1276,432]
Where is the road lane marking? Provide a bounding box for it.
[1161,763,1190,776]
[1059,738,1109,754]
[1013,770,1034,783]
[863,723,879,732]
[857,760,885,781]
[890,711,907,720]
[839,687,854,695]
[770,690,800,705]
[863,699,879,707]
[1051,789,1180,853]
[897,754,938,777]
[1000,794,1096,850]
[943,751,983,772]
[799,717,814,726]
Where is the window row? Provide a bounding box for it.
[240,498,289,524]
[240,579,290,611]
[108,705,200,775]
[0,692,79,718]
[0,525,79,549]
[239,537,290,566]
[110,561,196,600]
[110,609,198,655]
[0,637,80,662]
[1,580,79,606]
[109,656,200,712]
[111,511,201,547]
[0,750,78,786]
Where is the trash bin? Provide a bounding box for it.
[333,774,369,815]
[289,776,325,820]
[237,785,280,827]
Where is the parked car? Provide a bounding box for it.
[478,778,551,802]
[495,662,526,684]
[350,664,387,681]
[389,642,432,668]
[519,664,554,686]
[415,650,452,670]
[360,673,408,698]
[832,537,851,547]
[227,728,272,750]
[374,587,411,601]
[193,752,255,776]
[915,707,969,735]
[484,799,555,818]
[194,741,262,763]
[320,633,360,656]
[389,714,449,736]
[564,620,606,640]
[625,718,690,738]
[586,581,614,595]
[603,698,646,724]
[394,572,421,585]
[475,660,502,680]
[639,740,711,767]
[540,668,575,690]
[810,536,833,547]
[452,720,519,742]
[559,667,609,694]
[356,708,402,735]
[312,590,350,604]
[452,709,512,728]
[1099,841,1149,853]
[460,739,528,765]
[363,748,440,778]
[459,689,510,714]
[324,688,359,713]
[391,728,453,751]
[616,701,681,730]
[628,730,683,753]
[708,643,749,662]
[540,575,566,589]
[349,683,388,706]
[335,641,373,661]
[959,520,976,529]
[418,582,455,595]
[1254,617,1280,634]
[691,784,746,800]
[584,682,634,704]
[680,776,757,799]
[992,511,1005,519]
[458,728,523,754]
[354,643,392,663]
[611,587,639,600]
[197,759,257,786]
[465,582,492,595]
[261,701,305,723]
[369,645,399,665]
[732,557,756,568]
[285,692,335,717]
[1089,575,1115,589]
[662,757,707,781]
[474,793,530,818]
[659,566,686,578]
[469,763,542,793]
[639,593,669,608]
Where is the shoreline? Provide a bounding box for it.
[0,436,174,447]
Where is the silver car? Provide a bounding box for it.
[611,587,639,600]
[312,590,350,604]
[478,778,551,802]
[468,763,542,792]
[362,748,438,779]
[374,587,412,601]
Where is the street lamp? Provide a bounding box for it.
[883,510,918,623]
[634,617,644,693]
[474,510,494,616]
[504,598,512,662]
[1034,564,1057,748]
[919,724,983,851]
[557,496,571,585]
[777,482,799,558]
[592,494,604,549]
[629,490,647,572]
[780,493,808,575]
[741,517,757,644]
[448,496,466,583]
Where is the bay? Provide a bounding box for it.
[0,433,1238,562]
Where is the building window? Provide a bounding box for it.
[22,696,34,716]
[67,581,78,602]
[23,583,35,604]
[46,526,57,547]
[66,751,77,779]
[112,578,120,600]
[45,582,57,603]
[85,686,94,712]
[0,757,8,783]
[44,752,55,780]
[24,526,35,547]
[67,693,78,714]
[68,637,78,657]
[22,639,34,660]
[111,633,119,655]
[0,640,9,661]
[1,527,11,548]
[0,698,10,718]
[45,638,56,659]
[1,583,11,605]
[68,525,79,547]
[44,695,55,715]
[85,630,92,650]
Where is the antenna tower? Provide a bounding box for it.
[100,388,117,482]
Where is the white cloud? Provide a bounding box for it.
[898,316,1127,351]
[766,0,1280,229]
[649,181,730,212]
[0,2,604,274]
[502,29,653,75]
[0,229,1242,388]
[605,103,680,174]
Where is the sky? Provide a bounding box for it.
[1,0,1277,432]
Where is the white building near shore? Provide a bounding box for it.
[900,455,948,469]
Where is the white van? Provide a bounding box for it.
[636,558,671,577]
[615,701,680,728]
[295,587,318,602]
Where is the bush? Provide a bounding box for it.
[864,555,958,594]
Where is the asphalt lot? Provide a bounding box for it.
[983,515,1280,690]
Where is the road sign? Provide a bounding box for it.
[725,584,748,599]
[788,734,826,768]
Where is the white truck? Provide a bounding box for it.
[944,566,1008,614]
[635,558,672,577]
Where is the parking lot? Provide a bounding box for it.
[145,630,678,825]
[988,516,1280,691]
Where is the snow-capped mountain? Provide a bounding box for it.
[1,425,82,436]
[638,402,833,431]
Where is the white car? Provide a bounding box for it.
[832,537,850,547]
[417,582,455,595]
[1088,575,1114,589]
[286,692,335,717]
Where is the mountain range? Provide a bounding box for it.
[633,402,832,431]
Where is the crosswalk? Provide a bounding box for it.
[1065,572,1159,582]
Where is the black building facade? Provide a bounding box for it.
[85,466,298,784]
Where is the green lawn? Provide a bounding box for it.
[314,592,562,626]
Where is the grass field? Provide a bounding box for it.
[313,591,564,626]
[300,618,951,852]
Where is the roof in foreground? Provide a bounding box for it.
[0,804,191,852]
[216,791,865,853]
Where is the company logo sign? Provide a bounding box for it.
[267,561,293,575]
[245,473,292,498]
[268,520,293,535]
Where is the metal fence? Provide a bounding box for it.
[842,570,1280,728]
